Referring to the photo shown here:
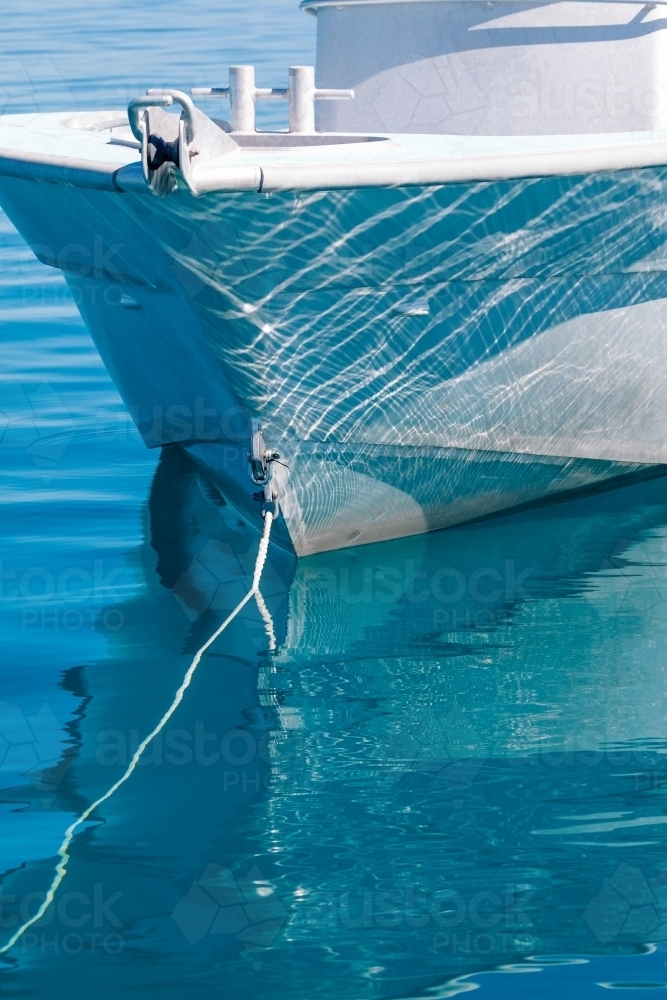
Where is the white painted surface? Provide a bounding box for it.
[281,459,429,554]
[364,298,667,465]
[311,1,667,135]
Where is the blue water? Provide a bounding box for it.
[2,2,667,996]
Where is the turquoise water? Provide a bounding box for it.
[2,2,667,996]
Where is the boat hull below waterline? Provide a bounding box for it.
[0,115,666,553]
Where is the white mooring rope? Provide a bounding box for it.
[0,510,275,955]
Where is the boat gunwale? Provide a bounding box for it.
[3,121,667,193]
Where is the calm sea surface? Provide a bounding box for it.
[2,3,667,997]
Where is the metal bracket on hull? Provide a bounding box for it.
[127,89,238,196]
[249,420,281,518]
[249,419,280,484]
[126,68,352,195]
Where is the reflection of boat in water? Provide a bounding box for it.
[3,453,667,996]
[2,1,667,554]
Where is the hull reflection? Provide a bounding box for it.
[2,456,667,997]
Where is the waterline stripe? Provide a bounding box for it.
[0,511,275,955]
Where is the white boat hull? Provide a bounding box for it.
[1,139,667,553]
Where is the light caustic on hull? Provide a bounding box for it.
[1,4,667,553]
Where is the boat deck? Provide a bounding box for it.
[2,111,667,193]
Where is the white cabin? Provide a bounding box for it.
[303,0,667,134]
